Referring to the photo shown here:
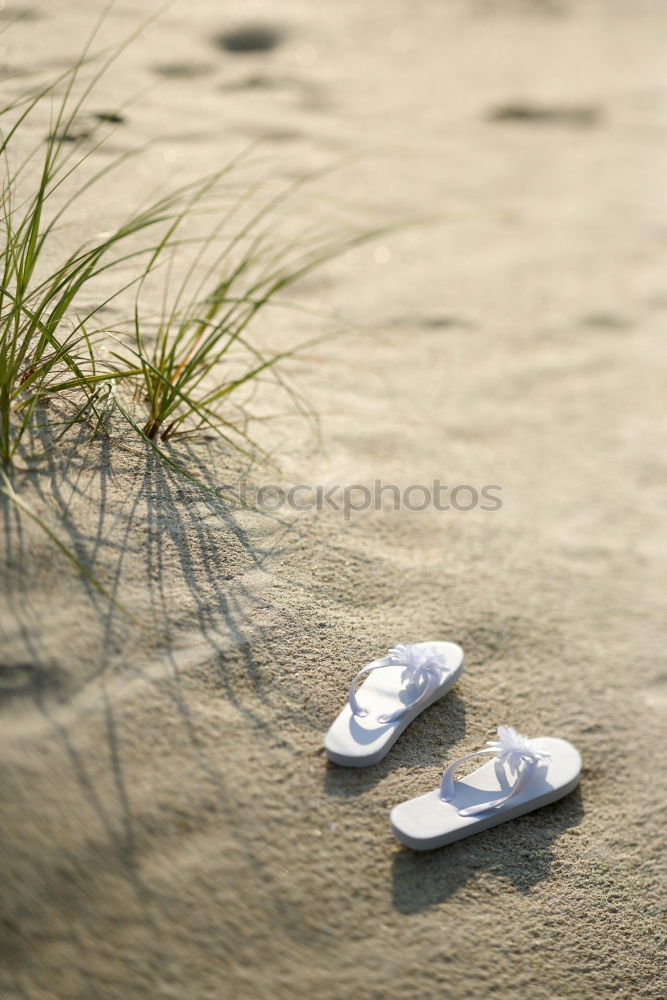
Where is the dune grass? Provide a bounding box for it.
[0,14,393,614]
[0,11,184,468]
[0,38,381,468]
[114,174,385,459]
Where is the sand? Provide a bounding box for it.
[1,1,666,998]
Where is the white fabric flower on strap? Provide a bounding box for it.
[386,643,446,693]
[348,642,448,724]
[485,726,551,775]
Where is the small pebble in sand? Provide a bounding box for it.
[94,111,125,124]
[153,62,215,79]
[489,103,601,126]
[46,129,91,143]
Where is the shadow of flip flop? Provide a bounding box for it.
[391,785,584,913]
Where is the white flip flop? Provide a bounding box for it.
[324,641,464,767]
[390,726,581,850]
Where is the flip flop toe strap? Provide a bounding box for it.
[440,726,551,817]
[348,643,447,725]
[347,657,394,720]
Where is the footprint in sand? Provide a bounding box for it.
[387,314,475,332]
[0,63,30,78]
[215,24,284,54]
[474,0,567,16]
[222,73,280,91]
[581,312,631,331]
[153,62,215,79]
[0,5,42,21]
[93,111,126,125]
[488,103,601,126]
[221,73,330,111]
[46,111,126,143]
[235,125,303,144]
[47,128,91,143]
[416,315,476,331]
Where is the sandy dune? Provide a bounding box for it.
[1,1,666,998]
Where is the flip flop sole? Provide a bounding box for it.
[391,737,581,849]
[325,642,464,767]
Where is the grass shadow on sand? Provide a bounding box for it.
[6,408,263,614]
[392,786,584,913]
[323,691,466,797]
[5,410,308,719]
[1,418,321,932]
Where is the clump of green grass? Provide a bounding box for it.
[1,36,384,468]
[0,15,195,467]
[113,173,383,459]
[0,11,395,615]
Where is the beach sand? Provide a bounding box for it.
[1,1,666,997]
